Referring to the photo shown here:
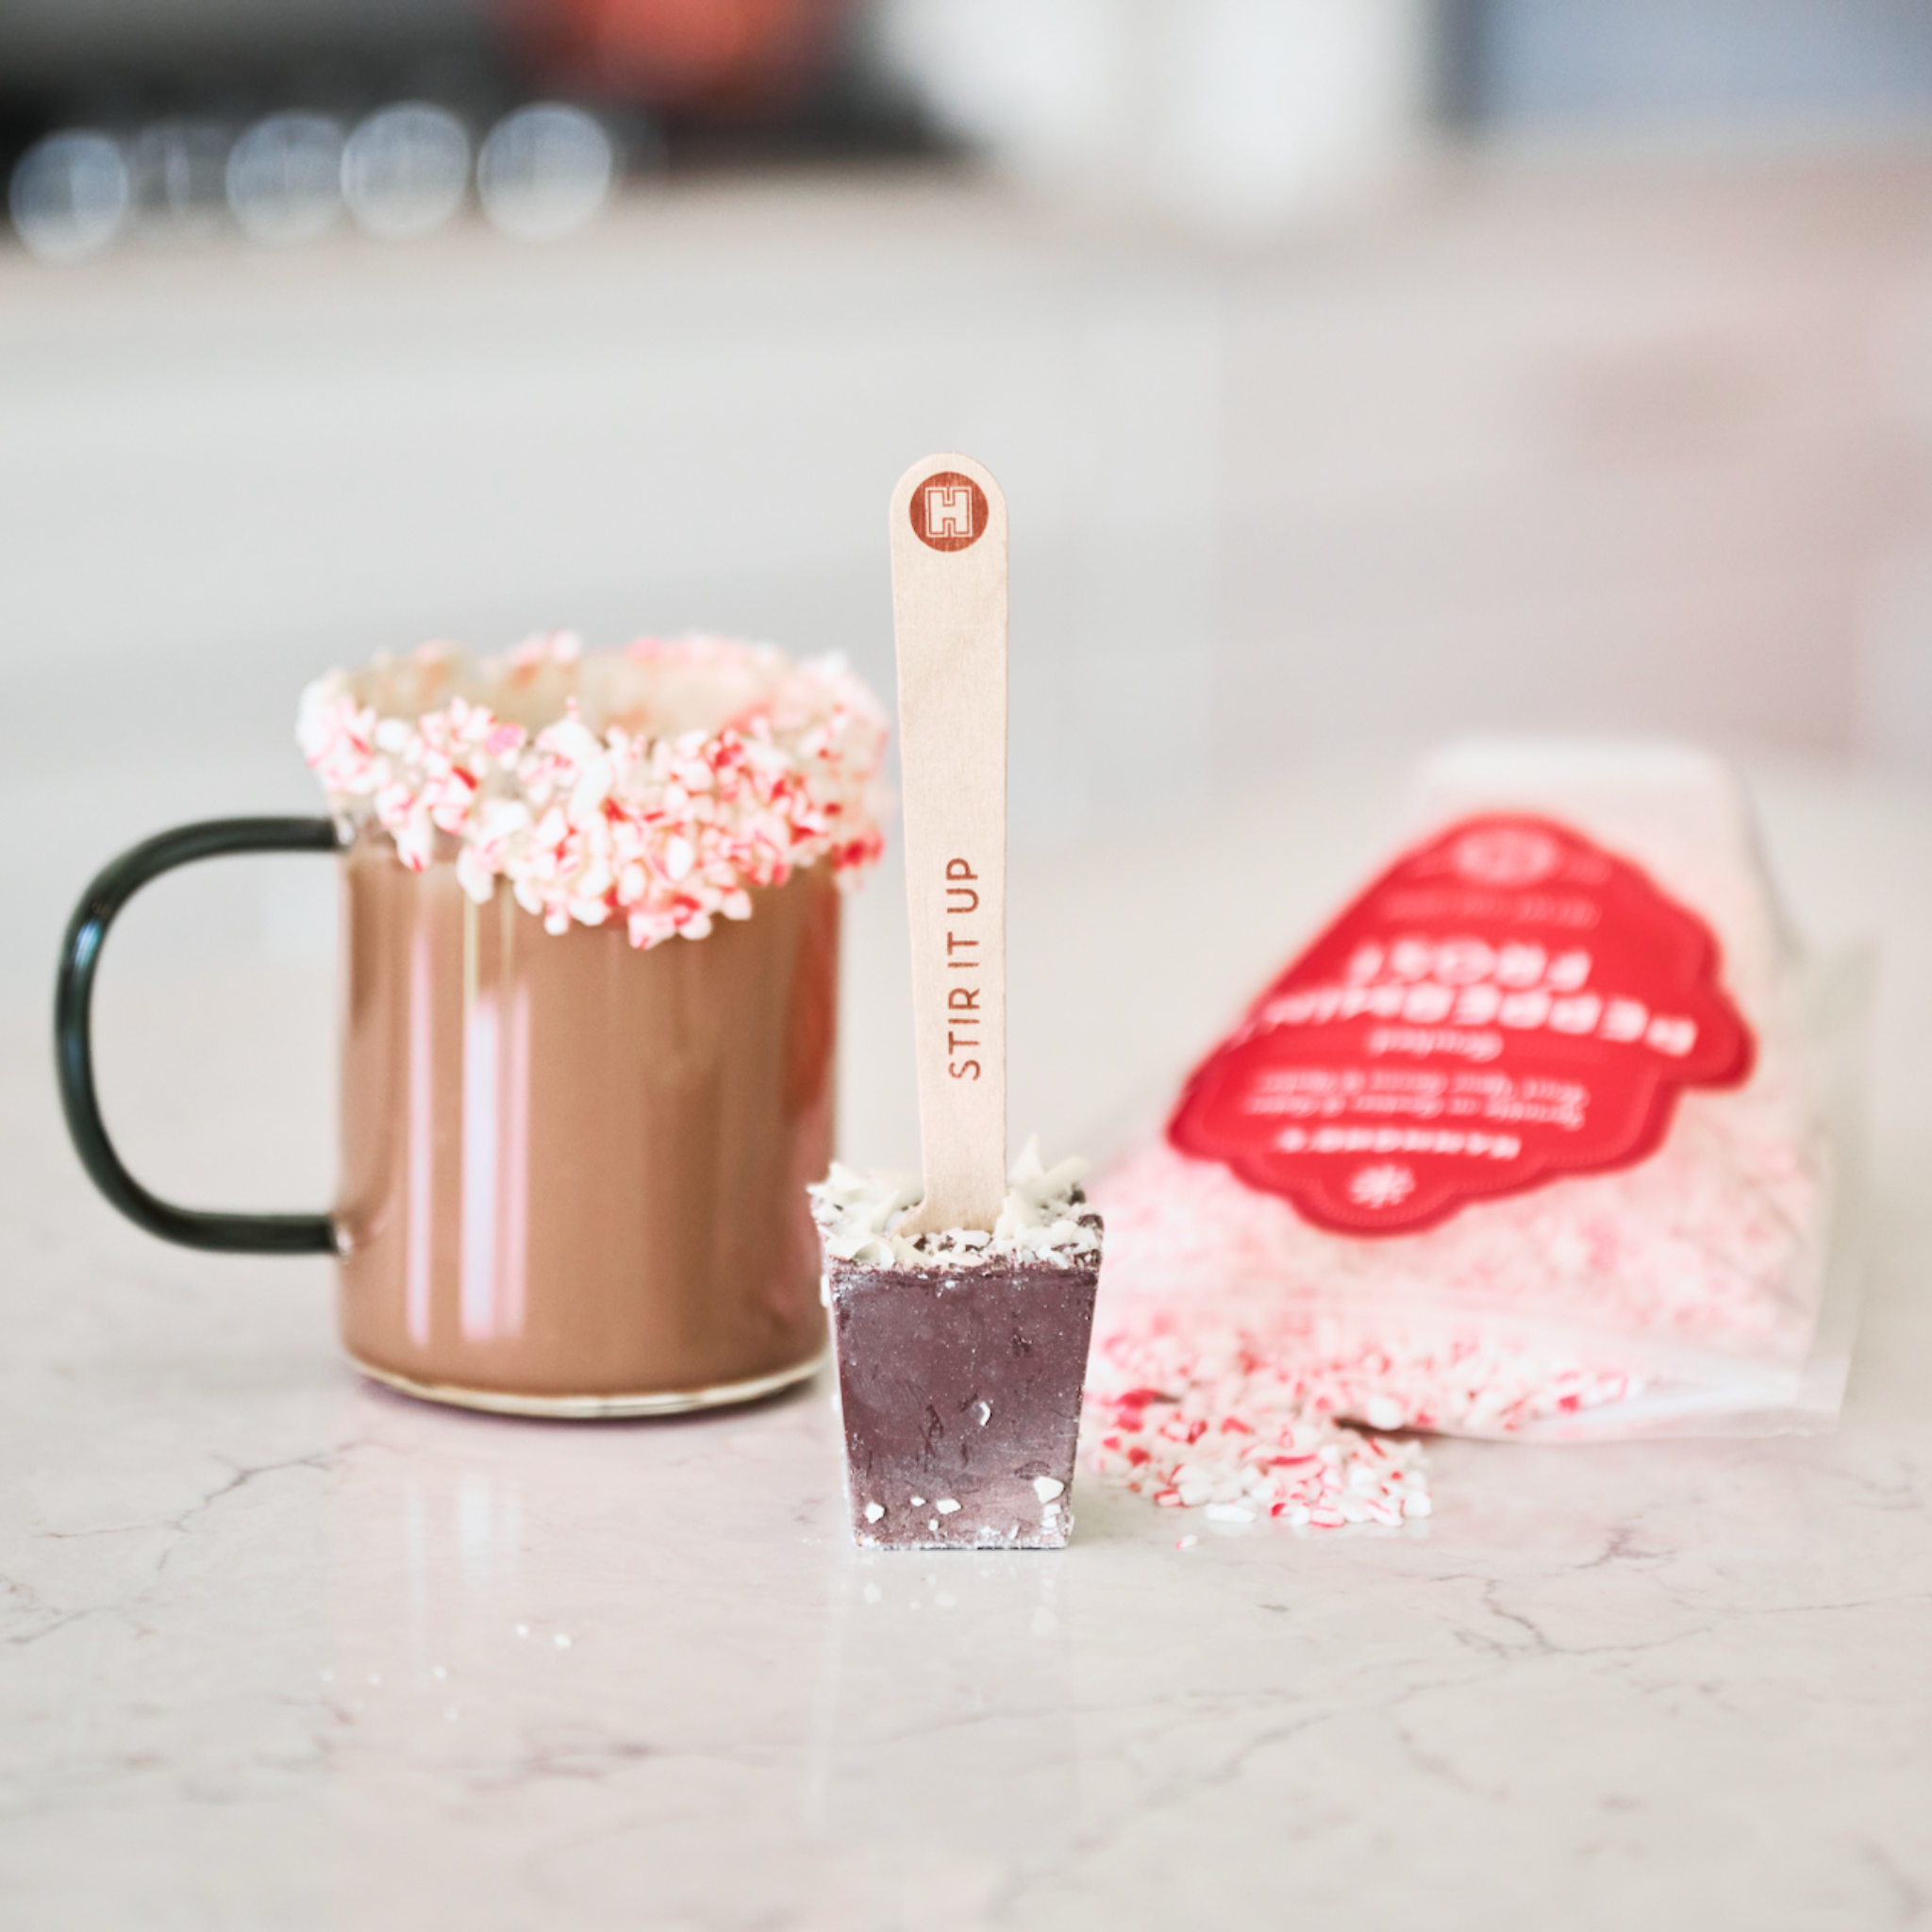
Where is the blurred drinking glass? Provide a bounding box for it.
[342,103,471,240]
[127,121,232,242]
[9,131,129,263]
[227,112,345,247]
[476,104,614,242]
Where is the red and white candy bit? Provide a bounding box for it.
[1087,1326,1434,1529]
[298,634,888,950]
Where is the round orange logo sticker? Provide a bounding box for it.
[909,472,989,552]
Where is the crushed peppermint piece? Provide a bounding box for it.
[863,1502,885,1523]
[299,634,888,950]
[809,1137,1100,1272]
[1032,1476,1064,1502]
[935,1498,961,1514]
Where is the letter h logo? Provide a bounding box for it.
[925,484,974,541]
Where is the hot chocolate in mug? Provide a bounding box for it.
[55,635,889,1417]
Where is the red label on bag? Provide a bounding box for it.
[1167,815,1755,1236]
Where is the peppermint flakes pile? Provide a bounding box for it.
[1087,1325,1433,1529]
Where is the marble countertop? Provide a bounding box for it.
[5,761,1932,1932]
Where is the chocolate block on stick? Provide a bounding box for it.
[829,450,1103,1549]
[814,1158,1102,1549]
[831,1264,1096,1549]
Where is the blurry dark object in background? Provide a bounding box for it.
[0,0,514,161]
[0,0,933,260]
[509,0,860,123]
[0,0,930,194]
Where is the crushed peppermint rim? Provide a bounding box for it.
[298,630,889,950]
[811,1137,1102,1270]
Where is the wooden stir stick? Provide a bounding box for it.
[889,452,1008,1236]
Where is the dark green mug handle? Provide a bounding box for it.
[55,816,343,1255]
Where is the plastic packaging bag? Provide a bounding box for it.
[1087,741,1866,1522]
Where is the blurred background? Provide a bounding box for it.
[8,0,1932,1179]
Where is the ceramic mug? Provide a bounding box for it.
[54,638,885,1416]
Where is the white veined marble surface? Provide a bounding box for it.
[4,758,1931,1932]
